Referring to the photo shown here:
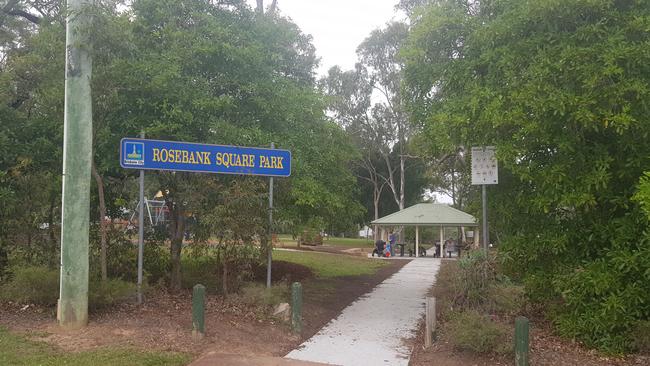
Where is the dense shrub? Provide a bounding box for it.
[181,254,219,292]
[0,266,136,309]
[446,310,512,355]
[453,250,496,309]
[89,227,170,286]
[179,244,263,294]
[488,282,525,316]
[552,242,650,354]
[0,266,59,305]
[238,282,289,307]
[632,320,650,353]
[88,279,137,309]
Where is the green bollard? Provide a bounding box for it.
[291,282,302,334]
[515,316,529,366]
[192,284,206,339]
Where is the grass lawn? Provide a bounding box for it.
[0,327,189,366]
[277,234,373,248]
[273,250,386,278]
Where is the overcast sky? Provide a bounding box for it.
[247,0,405,75]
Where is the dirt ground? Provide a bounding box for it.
[0,257,408,363]
[408,261,650,366]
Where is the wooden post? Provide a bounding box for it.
[515,316,529,366]
[192,284,206,339]
[425,297,436,348]
[291,282,302,334]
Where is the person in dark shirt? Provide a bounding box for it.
[373,239,386,257]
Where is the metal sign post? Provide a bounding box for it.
[471,146,498,252]
[137,132,145,304]
[267,142,274,288]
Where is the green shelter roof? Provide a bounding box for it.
[371,203,478,226]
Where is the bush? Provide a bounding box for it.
[552,244,650,354]
[0,266,59,305]
[488,282,525,316]
[0,266,136,309]
[238,282,288,307]
[446,310,512,355]
[181,254,219,292]
[90,227,170,286]
[453,250,497,310]
[632,320,650,353]
[88,279,136,309]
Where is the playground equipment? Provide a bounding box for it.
[126,197,168,229]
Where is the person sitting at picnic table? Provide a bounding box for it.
[373,239,386,257]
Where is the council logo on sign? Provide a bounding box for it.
[124,142,144,166]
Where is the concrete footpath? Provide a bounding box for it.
[285,258,441,366]
[190,353,329,366]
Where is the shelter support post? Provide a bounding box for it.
[415,225,419,258]
[440,226,445,258]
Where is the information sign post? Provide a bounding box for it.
[471,147,498,252]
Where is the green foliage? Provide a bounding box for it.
[551,236,650,354]
[453,250,497,309]
[632,320,650,353]
[88,279,137,310]
[452,251,524,315]
[404,0,650,353]
[180,253,219,293]
[0,266,59,306]
[0,327,189,366]
[1,266,136,309]
[238,282,289,307]
[1,0,363,294]
[489,282,525,317]
[446,310,512,356]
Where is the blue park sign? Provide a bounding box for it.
[120,138,291,177]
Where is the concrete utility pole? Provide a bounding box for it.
[58,0,93,329]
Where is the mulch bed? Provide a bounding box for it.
[0,253,409,362]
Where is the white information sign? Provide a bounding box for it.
[471,146,498,185]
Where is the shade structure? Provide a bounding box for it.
[371,203,478,227]
[371,203,478,258]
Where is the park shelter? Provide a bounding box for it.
[371,203,478,257]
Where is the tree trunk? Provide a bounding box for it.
[256,0,263,13]
[399,155,405,210]
[91,163,108,282]
[222,257,229,296]
[168,201,185,292]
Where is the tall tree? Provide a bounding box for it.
[357,21,412,211]
[404,0,650,353]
